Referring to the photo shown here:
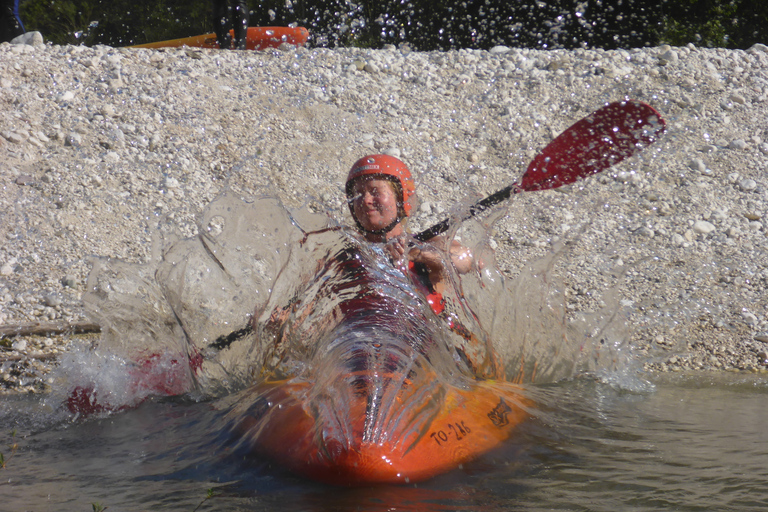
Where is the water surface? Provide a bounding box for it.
[3,374,767,511]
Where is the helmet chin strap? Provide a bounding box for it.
[354,215,402,237]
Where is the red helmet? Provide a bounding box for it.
[345,154,416,217]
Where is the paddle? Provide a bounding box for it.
[208,101,666,352]
[413,100,667,242]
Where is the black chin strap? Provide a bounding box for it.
[353,215,402,238]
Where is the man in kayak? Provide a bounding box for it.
[221,157,524,485]
[212,0,249,50]
[345,154,474,314]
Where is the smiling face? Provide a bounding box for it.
[350,178,404,240]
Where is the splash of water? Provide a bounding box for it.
[52,191,330,409]
[54,188,638,414]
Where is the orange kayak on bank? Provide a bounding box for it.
[129,26,309,50]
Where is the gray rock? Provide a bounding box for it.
[10,31,44,46]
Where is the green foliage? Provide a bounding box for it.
[16,0,768,51]
[20,0,213,46]
[659,0,768,48]
[192,487,221,511]
[91,503,108,512]
[19,0,97,45]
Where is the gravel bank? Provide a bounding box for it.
[1,38,767,393]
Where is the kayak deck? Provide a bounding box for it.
[220,233,530,485]
[228,377,529,485]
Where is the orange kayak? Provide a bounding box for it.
[129,26,309,51]
[221,232,530,485]
[227,376,528,485]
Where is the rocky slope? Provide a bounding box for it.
[1,37,767,392]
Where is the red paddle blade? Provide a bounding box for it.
[519,100,666,192]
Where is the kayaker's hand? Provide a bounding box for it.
[386,236,441,269]
[447,241,474,274]
[386,236,450,295]
[423,235,474,274]
[385,235,409,270]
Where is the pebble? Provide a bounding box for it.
[659,49,678,64]
[56,91,75,103]
[689,158,706,172]
[61,276,77,288]
[15,174,35,185]
[692,220,716,234]
[11,31,44,46]
[729,93,747,105]
[742,312,759,326]
[739,179,757,191]
[489,46,510,54]
[4,131,25,144]
[43,293,62,307]
[729,139,747,150]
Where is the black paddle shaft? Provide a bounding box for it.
[414,184,518,241]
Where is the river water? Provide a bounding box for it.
[2,373,767,511]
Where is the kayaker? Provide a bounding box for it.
[212,0,249,50]
[345,154,474,310]
[345,154,501,378]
